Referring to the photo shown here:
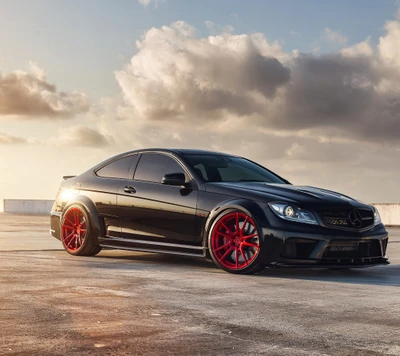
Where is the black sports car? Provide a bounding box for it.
[50,149,389,274]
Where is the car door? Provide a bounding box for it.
[83,154,139,237]
[118,152,198,244]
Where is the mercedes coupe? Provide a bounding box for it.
[50,149,389,274]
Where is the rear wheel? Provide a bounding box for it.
[208,210,265,274]
[61,205,101,256]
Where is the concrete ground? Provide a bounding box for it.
[0,214,399,356]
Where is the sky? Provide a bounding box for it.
[1,0,400,209]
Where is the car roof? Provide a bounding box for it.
[124,148,240,157]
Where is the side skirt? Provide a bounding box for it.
[99,236,207,258]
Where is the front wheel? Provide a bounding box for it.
[208,210,266,274]
[61,205,102,256]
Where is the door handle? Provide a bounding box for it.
[124,186,136,194]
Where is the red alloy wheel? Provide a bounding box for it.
[61,207,87,253]
[210,212,260,270]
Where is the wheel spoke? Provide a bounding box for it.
[64,217,74,227]
[235,213,239,233]
[63,225,74,231]
[220,222,233,234]
[216,231,232,239]
[242,241,259,248]
[240,247,248,265]
[64,232,75,243]
[218,246,234,262]
[235,248,239,268]
[240,216,249,234]
[214,242,231,253]
[67,235,77,248]
[242,233,258,240]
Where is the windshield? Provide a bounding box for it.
[183,154,288,184]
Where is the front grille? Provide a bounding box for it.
[318,208,374,230]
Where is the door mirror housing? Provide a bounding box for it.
[162,173,187,186]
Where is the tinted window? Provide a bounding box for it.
[96,155,136,179]
[135,153,185,183]
[184,154,287,184]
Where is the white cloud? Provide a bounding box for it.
[138,0,164,7]
[0,63,90,119]
[0,133,27,145]
[49,125,114,148]
[205,20,215,31]
[114,20,400,146]
[116,21,289,123]
[341,37,373,57]
[379,14,400,67]
[322,27,348,45]
[28,61,46,81]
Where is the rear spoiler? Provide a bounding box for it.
[63,175,76,180]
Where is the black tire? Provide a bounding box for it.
[61,205,102,256]
[208,209,266,274]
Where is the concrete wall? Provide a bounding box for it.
[372,204,400,226]
[3,199,54,215]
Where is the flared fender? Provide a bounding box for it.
[202,199,268,248]
[63,195,104,240]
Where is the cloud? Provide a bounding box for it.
[51,125,114,148]
[116,22,290,121]
[0,133,27,145]
[379,13,400,68]
[138,0,164,7]
[113,18,400,145]
[322,27,348,45]
[341,37,373,57]
[0,63,90,119]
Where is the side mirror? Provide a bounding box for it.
[161,173,186,186]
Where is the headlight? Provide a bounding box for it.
[269,203,319,225]
[372,206,381,225]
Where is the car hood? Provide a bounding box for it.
[205,182,368,209]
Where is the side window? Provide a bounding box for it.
[96,155,136,179]
[134,153,185,183]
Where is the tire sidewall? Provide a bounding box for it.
[208,209,264,274]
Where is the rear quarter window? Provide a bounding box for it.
[95,155,137,179]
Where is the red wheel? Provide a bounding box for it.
[209,211,265,274]
[62,207,87,253]
[61,205,101,256]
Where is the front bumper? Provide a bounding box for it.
[50,211,62,240]
[261,224,389,268]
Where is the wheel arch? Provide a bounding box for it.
[202,199,268,249]
[62,195,104,240]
